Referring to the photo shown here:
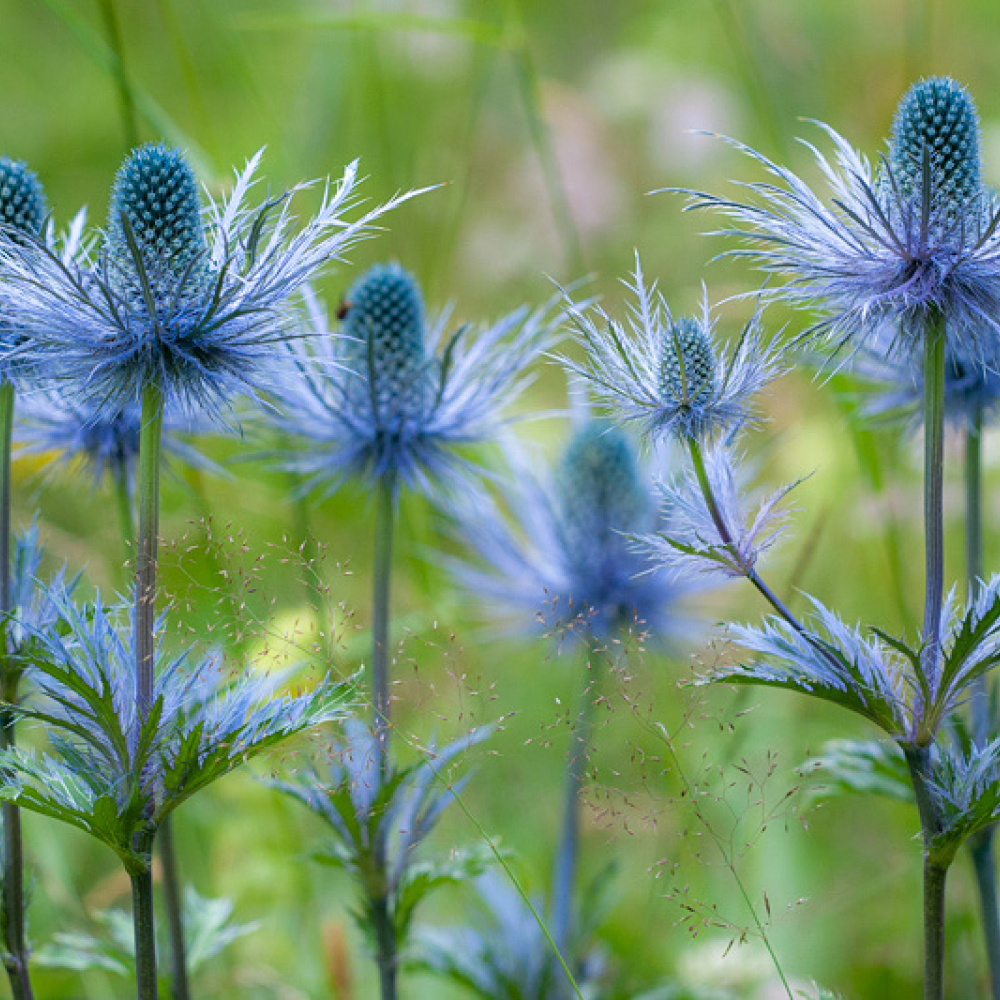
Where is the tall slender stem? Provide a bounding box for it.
[550,641,602,958]
[114,466,135,568]
[920,314,946,721]
[963,404,1000,998]
[133,381,164,998]
[159,818,189,1000]
[371,471,398,1000]
[0,380,33,1000]
[371,473,396,779]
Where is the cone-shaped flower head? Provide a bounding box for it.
[660,315,717,409]
[448,419,695,640]
[267,273,558,497]
[108,143,207,306]
[889,78,981,209]
[686,76,1000,359]
[561,256,782,444]
[342,263,430,424]
[554,421,653,597]
[0,146,423,415]
[0,158,46,244]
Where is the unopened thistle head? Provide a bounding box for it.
[267,272,558,497]
[0,145,424,416]
[449,420,693,639]
[561,255,783,443]
[685,76,1000,359]
[0,158,46,244]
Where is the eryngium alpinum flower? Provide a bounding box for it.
[685,77,1000,359]
[268,266,558,495]
[561,256,783,442]
[0,144,422,415]
[16,390,209,487]
[450,420,691,638]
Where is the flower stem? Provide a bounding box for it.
[372,472,396,780]
[134,381,164,997]
[550,640,602,957]
[114,466,135,567]
[0,380,33,1000]
[920,312,946,721]
[963,404,1000,997]
[159,818,189,1000]
[131,848,159,1000]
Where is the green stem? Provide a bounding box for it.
[133,381,164,997]
[905,746,948,1000]
[159,817,189,1000]
[131,850,159,1000]
[920,314,946,731]
[114,466,135,567]
[371,471,397,1000]
[372,473,395,780]
[97,0,140,148]
[550,641,602,957]
[0,380,33,1000]
[963,406,1000,996]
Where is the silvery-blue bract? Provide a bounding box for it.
[268,267,559,497]
[16,390,210,487]
[1,590,353,874]
[685,77,1000,359]
[561,255,783,443]
[633,441,799,581]
[0,145,424,417]
[449,420,693,640]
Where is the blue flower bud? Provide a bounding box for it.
[660,316,715,404]
[108,144,207,287]
[890,77,981,207]
[555,421,652,561]
[342,263,429,422]
[0,158,46,243]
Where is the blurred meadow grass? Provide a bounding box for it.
[6,0,1000,995]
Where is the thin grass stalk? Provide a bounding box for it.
[114,466,134,567]
[371,471,397,1000]
[963,404,1000,998]
[0,379,33,1000]
[97,0,140,149]
[134,380,164,998]
[550,640,602,957]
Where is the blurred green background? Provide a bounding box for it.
[4,0,1000,996]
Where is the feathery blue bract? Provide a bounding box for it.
[0,146,424,417]
[16,389,210,487]
[2,591,353,874]
[852,336,1000,430]
[633,442,799,581]
[709,574,1000,742]
[683,77,1000,359]
[449,421,693,640]
[560,256,783,443]
[272,718,493,948]
[267,273,559,497]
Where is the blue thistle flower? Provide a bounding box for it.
[266,272,559,496]
[2,591,354,874]
[0,147,425,417]
[560,255,783,443]
[16,390,211,487]
[448,420,694,640]
[632,442,799,582]
[684,77,1000,359]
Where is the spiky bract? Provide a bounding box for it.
[684,77,1000,359]
[561,256,782,443]
[2,592,353,874]
[633,443,798,582]
[267,279,558,497]
[0,148,424,417]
